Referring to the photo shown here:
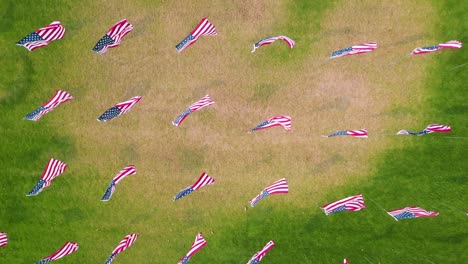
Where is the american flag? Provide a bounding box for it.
[320,194,366,215]
[178,232,207,264]
[35,242,78,264]
[176,18,217,53]
[24,90,73,121]
[410,40,462,55]
[0,232,7,248]
[105,234,139,264]
[174,172,215,201]
[249,178,288,207]
[397,124,451,136]
[330,42,377,59]
[246,240,275,264]
[27,158,67,196]
[248,115,292,133]
[101,165,137,201]
[172,95,215,126]
[343,259,349,264]
[251,36,295,53]
[98,96,142,122]
[92,19,134,55]
[325,129,368,138]
[16,21,65,51]
[387,207,439,221]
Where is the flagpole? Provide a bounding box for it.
[448,62,468,71]
[367,197,397,221]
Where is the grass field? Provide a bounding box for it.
[0,0,466,263]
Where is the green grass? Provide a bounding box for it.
[1,0,467,263]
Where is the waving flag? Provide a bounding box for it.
[320,194,366,215]
[178,232,207,264]
[397,124,451,136]
[249,178,288,207]
[387,207,439,221]
[24,90,73,121]
[92,19,134,55]
[330,42,377,58]
[176,18,217,53]
[0,233,7,248]
[98,96,142,122]
[105,234,139,264]
[101,165,136,201]
[35,242,78,264]
[27,158,67,196]
[246,240,275,264]
[172,95,214,126]
[248,115,291,133]
[174,172,215,201]
[251,36,295,53]
[16,21,65,51]
[410,40,462,55]
[324,129,368,138]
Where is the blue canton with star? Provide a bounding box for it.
[17,32,44,45]
[331,47,353,57]
[176,35,195,52]
[35,258,53,264]
[328,130,348,137]
[173,108,192,125]
[249,120,270,133]
[179,256,190,264]
[251,190,270,207]
[421,45,439,51]
[92,35,115,53]
[24,106,47,120]
[98,106,122,122]
[174,187,195,201]
[393,211,415,220]
[27,179,46,196]
[101,181,116,201]
[248,259,261,264]
[105,253,116,264]
[328,205,346,215]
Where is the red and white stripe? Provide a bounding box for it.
[112,165,136,184]
[189,95,215,112]
[425,124,451,133]
[247,240,275,263]
[0,232,7,248]
[252,36,295,53]
[41,158,68,183]
[107,19,134,47]
[41,242,79,261]
[111,234,139,255]
[269,116,292,131]
[115,96,142,114]
[411,40,462,55]
[177,18,217,53]
[249,178,288,206]
[264,178,289,194]
[330,42,377,58]
[180,232,207,261]
[349,42,377,55]
[191,172,215,190]
[320,194,366,215]
[191,18,217,38]
[28,90,73,121]
[18,21,66,51]
[343,259,349,264]
[388,207,439,218]
[347,129,368,138]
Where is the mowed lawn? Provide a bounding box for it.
[0,0,466,263]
